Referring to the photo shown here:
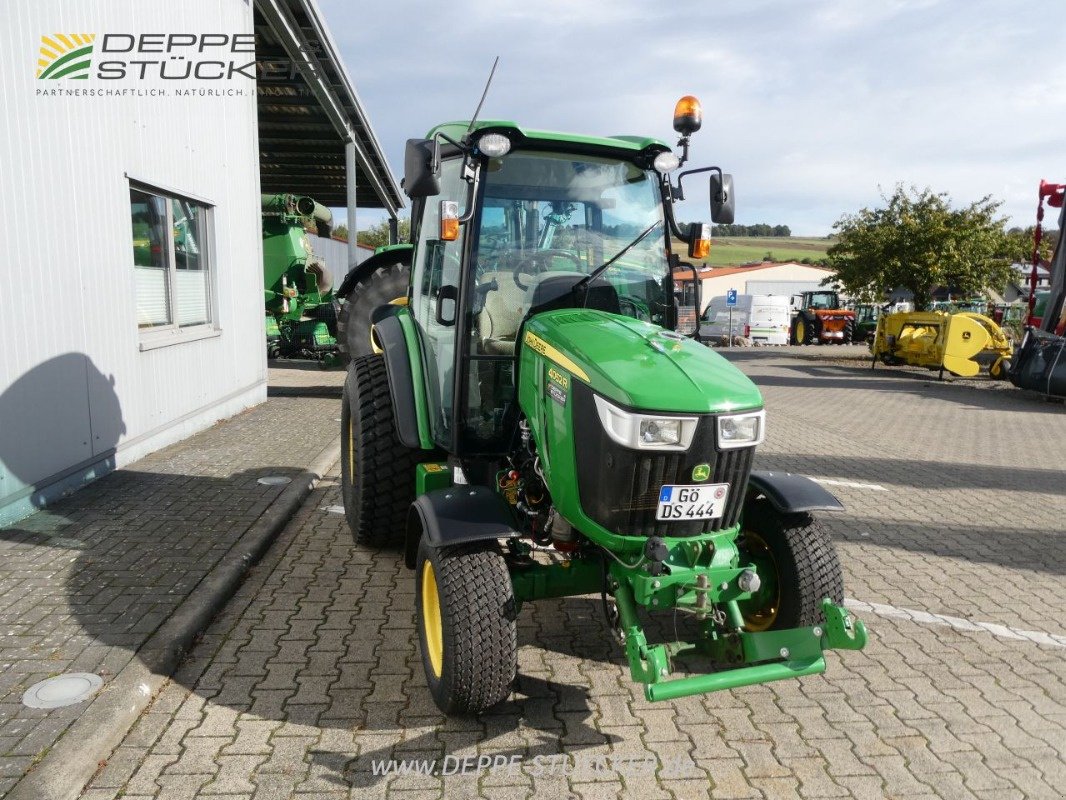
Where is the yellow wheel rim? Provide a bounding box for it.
[421,560,444,678]
[739,530,780,632]
[796,319,805,343]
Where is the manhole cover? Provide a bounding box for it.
[257,476,291,486]
[23,673,103,709]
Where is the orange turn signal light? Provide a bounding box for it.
[673,95,703,136]
[688,222,711,260]
[440,200,459,241]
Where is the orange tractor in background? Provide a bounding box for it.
[789,290,856,345]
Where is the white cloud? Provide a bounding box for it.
[322,0,1066,235]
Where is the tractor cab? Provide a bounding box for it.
[407,131,683,454]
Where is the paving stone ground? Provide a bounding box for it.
[0,362,344,797]
[20,351,1066,800]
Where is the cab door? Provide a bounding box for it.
[409,158,468,449]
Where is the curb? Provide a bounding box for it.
[7,437,343,800]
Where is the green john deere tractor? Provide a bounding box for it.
[338,97,866,714]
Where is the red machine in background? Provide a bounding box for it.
[1028,180,1065,331]
[1010,180,1066,397]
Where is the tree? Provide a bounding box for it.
[827,185,1014,310]
[356,217,411,249]
[332,224,348,241]
[1002,225,1055,265]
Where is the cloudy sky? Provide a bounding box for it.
[320,0,1065,236]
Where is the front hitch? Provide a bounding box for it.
[613,569,867,702]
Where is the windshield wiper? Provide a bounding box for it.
[573,220,662,294]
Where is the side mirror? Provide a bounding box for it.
[710,173,734,224]
[404,138,441,199]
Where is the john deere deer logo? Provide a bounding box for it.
[37,34,96,80]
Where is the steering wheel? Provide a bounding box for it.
[512,249,585,290]
[619,297,652,322]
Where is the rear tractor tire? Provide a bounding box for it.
[843,318,855,345]
[793,315,819,346]
[736,499,844,631]
[341,354,424,548]
[336,260,411,360]
[415,537,518,715]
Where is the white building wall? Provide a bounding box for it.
[0,1,265,524]
[700,264,837,308]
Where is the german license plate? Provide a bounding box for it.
[656,483,729,521]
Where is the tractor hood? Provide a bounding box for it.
[523,310,763,414]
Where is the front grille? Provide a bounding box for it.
[572,383,755,537]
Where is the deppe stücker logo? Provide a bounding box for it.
[37,34,97,80]
[35,33,256,84]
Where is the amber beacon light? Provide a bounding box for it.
[673,95,703,136]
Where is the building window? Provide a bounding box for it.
[130,185,213,335]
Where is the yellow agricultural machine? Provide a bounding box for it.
[870,311,1013,379]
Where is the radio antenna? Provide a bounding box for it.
[464,56,500,141]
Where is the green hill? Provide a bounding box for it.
[672,236,833,267]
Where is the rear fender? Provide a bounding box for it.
[746,470,843,514]
[335,244,413,300]
[404,486,520,568]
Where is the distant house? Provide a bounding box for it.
[673,262,839,313]
[1003,262,1052,303]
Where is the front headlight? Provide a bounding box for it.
[716,410,765,449]
[594,395,697,451]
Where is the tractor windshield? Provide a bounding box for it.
[473,151,669,334]
[807,292,838,309]
[461,150,670,451]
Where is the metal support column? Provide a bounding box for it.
[345,139,358,270]
[388,216,399,245]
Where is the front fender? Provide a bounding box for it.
[371,310,421,450]
[746,470,843,513]
[404,486,520,568]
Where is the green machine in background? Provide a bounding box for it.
[262,193,339,361]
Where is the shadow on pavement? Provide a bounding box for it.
[719,353,1062,412]
[314,673,614,789]
[267,385,344,399]
[754,452,1066,496]
[0,464,304,671]
[828,514,1066,577]
[267,359,345,400]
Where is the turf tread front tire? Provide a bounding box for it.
[742,500,844,629]
[341,354,422,547]
[416,539,517,715]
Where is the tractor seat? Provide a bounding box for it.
[478,271,533,356]
[478,272,623,357]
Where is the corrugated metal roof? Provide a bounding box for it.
[254,0,403,213]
